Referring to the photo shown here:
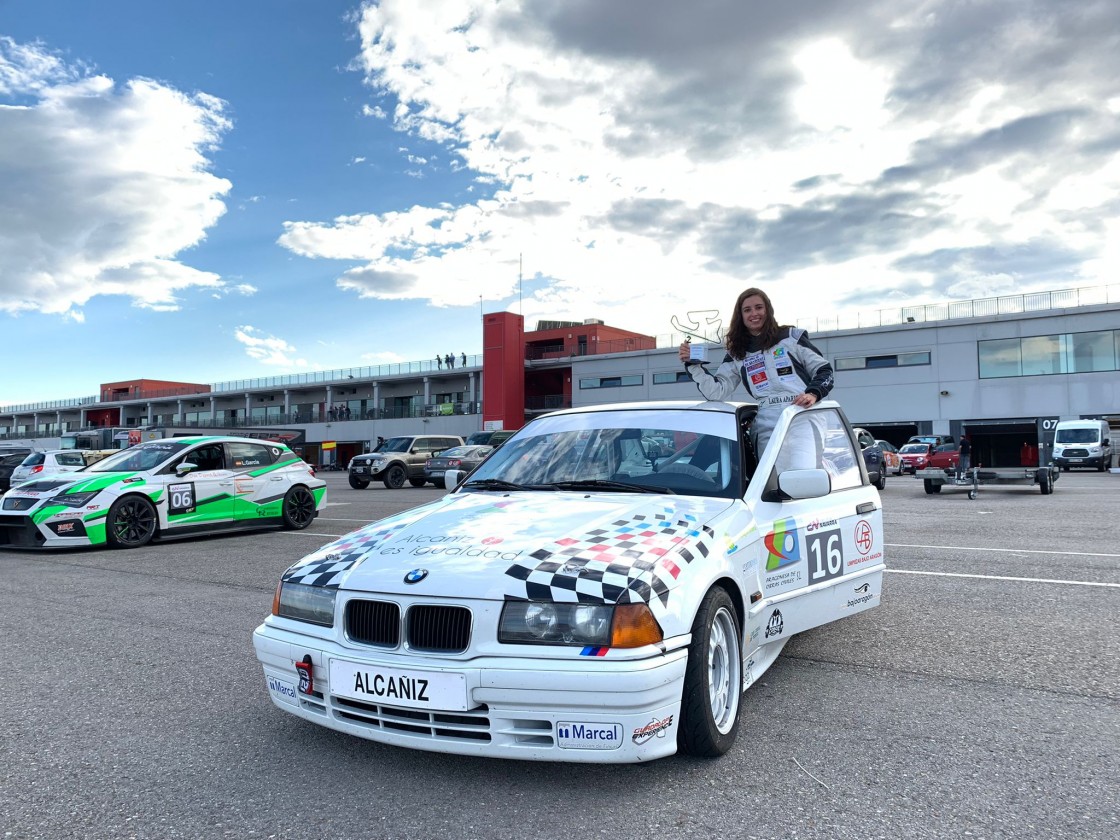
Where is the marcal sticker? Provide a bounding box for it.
[557,722,623,750]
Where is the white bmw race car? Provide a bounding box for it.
[253,400,885,763]
[0,436,326,550]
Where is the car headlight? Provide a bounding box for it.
[50,490,101,507]
[498,601,663,647]
[273,581,337,627]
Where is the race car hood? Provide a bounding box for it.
[4,472,147,504]
[283,491,733,603]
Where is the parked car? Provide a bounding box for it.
[927,442,961,472]
[853,427,886,490]
[348,434,465,489]
[9,449,88,487]
[465,429,516,447]
[876,440,902,475]
[423,444,494,488]
[899,442,935,474]
[254,398,885,763]
[0,448,34,493]
[0,436,326,550]
[906,434,954,448]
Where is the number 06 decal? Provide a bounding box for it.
[168,482,196,515]
[807,528,843,583]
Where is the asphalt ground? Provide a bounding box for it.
[1,469,1117,840]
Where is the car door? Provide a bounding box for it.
[224,441,285,520]
[161,441,235,530]
[747,407,883,640]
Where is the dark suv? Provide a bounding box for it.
[0,448,34,493]
[348,434,464,489]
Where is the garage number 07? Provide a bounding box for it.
[807,529,843,583]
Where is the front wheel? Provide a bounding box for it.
[348,475,369,489]
[923,479,941,494]
[106,495,158,548]
[967,489,978,500]
[408,477,427,487]
[383,464,407,489]
[282,486,316,529]
[678,588,742,757]
[1038,468,1052,495]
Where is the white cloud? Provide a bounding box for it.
[275,0,1120,332]
[0,38,233,317]
[234,325,309,368]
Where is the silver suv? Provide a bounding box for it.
[348,434,464,489]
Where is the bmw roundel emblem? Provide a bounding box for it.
[404,568,429,584]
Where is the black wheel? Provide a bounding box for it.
[923,479,941,494]
[383,464,407,489]
[106,495,158,549]
[1038,468,1052,495]
[678,588,742,757]
[968,489,978,500]
[431,478,446,489]
[282,486,316,529]
[348,475,369,489]
[875,470,886,490]
[408,477,427,487]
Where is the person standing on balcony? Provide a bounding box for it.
[678,287,834,461]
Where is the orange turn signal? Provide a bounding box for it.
[610,604,664,648]
[271,581,283,616]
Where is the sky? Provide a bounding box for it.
[2,0,1119,406]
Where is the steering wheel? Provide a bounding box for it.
[658,463,715,483]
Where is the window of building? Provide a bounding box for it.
[979,330,1120,378]
[579,375,643,389]
[834,351,930,371]
[653,371,694,384]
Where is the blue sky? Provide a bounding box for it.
[3,0,1119,405]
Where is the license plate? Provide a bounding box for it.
[353,466,367,474]
[329,659,468,711]
[1071,458,1083,462]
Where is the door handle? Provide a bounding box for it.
[856,502,876,514]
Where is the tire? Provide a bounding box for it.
[383,463,407,489]
[431,478,445,489]
[875,470,886,490]
[282,486,316,529]
[408,477,427,487]
[923,479,941,494]
[1038,468,1052,495]
[106,495,158,549]
[678,588,742,758]
[348,475,369,489]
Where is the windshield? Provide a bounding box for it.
[463,408,741,498]
[1056,429,1099,444]
[87,441,192,472]
[378,437,413,454]
[900,443,930,453]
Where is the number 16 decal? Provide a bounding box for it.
[807,528,843,583]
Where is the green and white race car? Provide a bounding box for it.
[0,436,326,550]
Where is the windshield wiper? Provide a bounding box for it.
[461,478,545,492]
[547,479,672,494]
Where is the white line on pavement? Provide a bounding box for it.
[887,569,1120,588]
[887,542,1120,559]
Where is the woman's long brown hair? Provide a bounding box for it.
[726,287,782,358]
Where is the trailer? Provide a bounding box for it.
[915,464,1060,500]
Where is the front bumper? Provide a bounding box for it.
[253,623,687,763]
[349,464,386,478]
[1053,455,1106,468]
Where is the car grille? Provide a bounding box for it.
[0,514,44,547]
[333,697,492,742]
[1063,448,1090,458]
[345,600,472,653]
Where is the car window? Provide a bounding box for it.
[20,453,46,467]
[439,446,472,458]
[934,443,956,453]
[185,443,226,471]
[54,452,87,466]
[381,437,412,453]
[226,442,275,469]
[784,410,862,491]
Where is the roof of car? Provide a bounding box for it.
[545,400,755,417]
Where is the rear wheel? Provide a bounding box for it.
[678,588,742,757]
[1038,468,1052,495]
[408,477,427,487]
[282,486,316,529]
[431,478,446,489]
[348,475,369,489]
[967,489,978,500]
[383,464,407,489]
[923,479,941,494]
[106,496,158,548]
[875,470,886,490]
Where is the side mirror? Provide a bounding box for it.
[176,462,197,476]
[444,469,464,490]
[777,468,832,500]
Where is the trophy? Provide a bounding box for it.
[672,310,724,364]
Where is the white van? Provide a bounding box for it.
[1052,420,1112,471]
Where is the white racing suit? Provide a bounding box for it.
[685,327,835,462]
